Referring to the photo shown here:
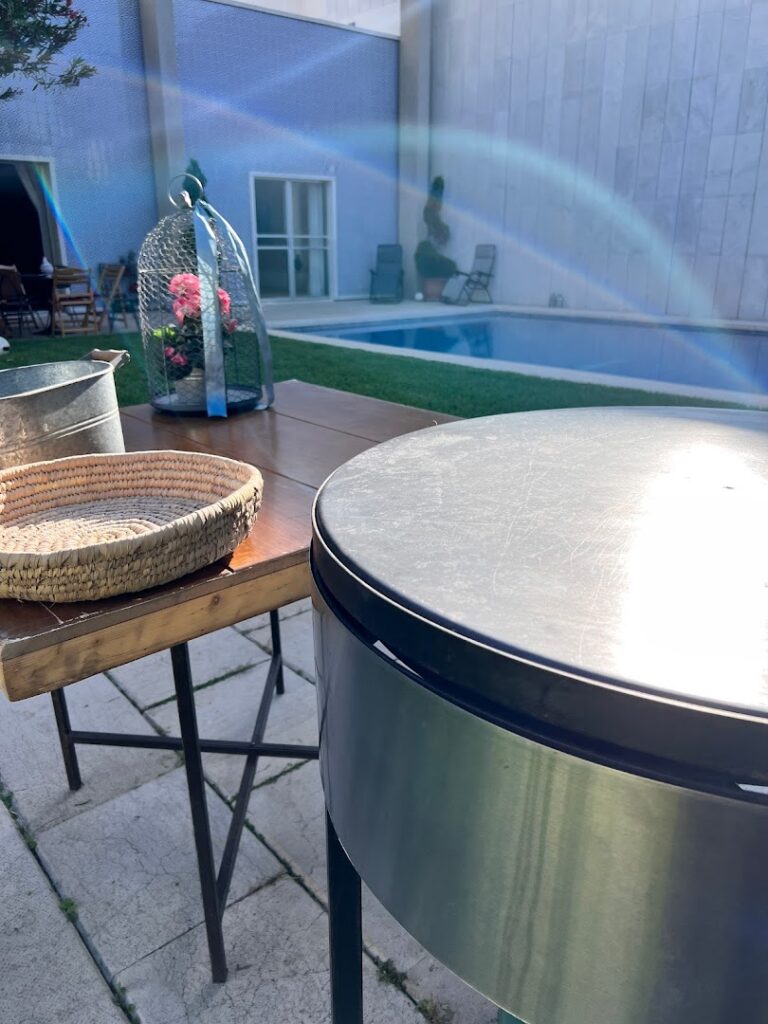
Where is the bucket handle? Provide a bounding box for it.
[85,349,131,371]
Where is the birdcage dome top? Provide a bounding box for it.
[137,195,273,417]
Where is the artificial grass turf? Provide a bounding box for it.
[268,335,743,416]
[0,333,150,408]
[0,331,745,416]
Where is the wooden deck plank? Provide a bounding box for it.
[258,380,456,442]
[0,562,309,701]
[122,405,371,490]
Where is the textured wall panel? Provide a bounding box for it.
[430,0,768,320]
[174,0,399,297]
[0,0,398,300]
[0,0,156,272]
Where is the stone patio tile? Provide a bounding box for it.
[36,768,282,975]
[248,763,495,1022]
[233,596,312,633]
[117,875,422,1024]
[249,609,316,680]
[0,807,126,1024]
[148,661,318,798]
[0,674,177,833]
[109,627,270,709]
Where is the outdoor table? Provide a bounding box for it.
[311,406,768,1024]
[0,380,452,984]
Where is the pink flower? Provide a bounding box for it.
[169,273,201,300]
[170,353,188,366]
[173,295,201,323]
[164,345,175,357]
[224,317,237,333]
[217,288,231,315]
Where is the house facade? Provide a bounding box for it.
[3,0,767,321]
[0,0,398,301]
[421,0,768,320]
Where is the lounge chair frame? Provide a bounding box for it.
[369,244,404,304]
[441,244,496,305]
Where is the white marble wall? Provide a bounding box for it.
[429,0,768,319]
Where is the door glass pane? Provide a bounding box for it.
[292,181,327,238]
[254,178,286,237]
[257,248,289,298]
[293,248,328,298]
[255,178,330,298]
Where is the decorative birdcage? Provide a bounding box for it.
[138,178,274,416]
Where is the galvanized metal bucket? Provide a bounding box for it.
[0,349,130,470]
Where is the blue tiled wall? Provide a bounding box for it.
[173,0,399,297]
[0,0,156,272]
[0,0,398,299]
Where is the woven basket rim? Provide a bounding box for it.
[0,450,263,567]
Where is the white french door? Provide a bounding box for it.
[252,176,334,299]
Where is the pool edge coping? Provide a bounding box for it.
[270,328,768,410]
[266,300,768,336]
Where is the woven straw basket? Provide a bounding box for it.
[0,451,263,602]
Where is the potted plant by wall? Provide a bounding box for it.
[415,241,457,300]
[415,176,457,300]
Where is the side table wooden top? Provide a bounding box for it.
[0,381,452,701]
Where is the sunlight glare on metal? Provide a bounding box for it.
[616,442,768,707]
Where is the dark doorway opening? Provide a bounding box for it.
[0,164,44,273]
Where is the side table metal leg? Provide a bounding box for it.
[171,643,228,983]
[270,610,285,695]
[326,809,363,1024]
[50,690,82,791]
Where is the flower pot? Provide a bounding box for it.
[420,277,448,301]
[174,368,206,410]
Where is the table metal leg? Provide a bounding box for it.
[44,615,312,985]
[171,642,228,983]
[50,690,82,791]
[326,809,363,1024]
[270,610,285,695]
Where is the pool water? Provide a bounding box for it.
[294,314,768,397]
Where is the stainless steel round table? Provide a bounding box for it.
[310,406,768,1024]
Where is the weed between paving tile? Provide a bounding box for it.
[0,773,143,1023]
[242,627,317,686]
[201,770,429,1014]
[142,662,259,711]
[113,871,289,978]
[29,662,436,1021]
[250,757,308,791]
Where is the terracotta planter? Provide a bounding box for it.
[420,277,448,301]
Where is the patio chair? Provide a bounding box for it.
[114,255,140,328]
[369,244,404,303]
[52,267,100,335]
[441,244,496,305]
[95,263,126,331]
[0,265,41,336]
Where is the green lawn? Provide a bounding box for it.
[0,332,745,417]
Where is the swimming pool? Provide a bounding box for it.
[290,313,768,398]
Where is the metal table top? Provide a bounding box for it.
[313,406,768,785]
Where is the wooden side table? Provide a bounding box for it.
[0,381,453,982]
